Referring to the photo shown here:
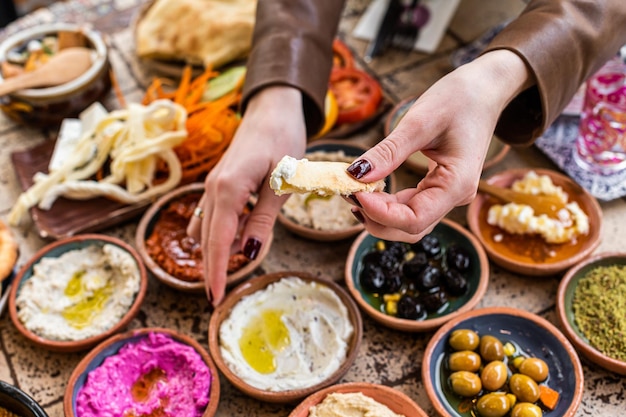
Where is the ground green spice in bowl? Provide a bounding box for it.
[572,264,626,362]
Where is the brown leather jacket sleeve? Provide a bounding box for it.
[485,0,626,145]
[241,0,346,138]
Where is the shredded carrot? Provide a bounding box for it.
[109,68,126,109]
[143,65,243,183]
[539,385,560,410]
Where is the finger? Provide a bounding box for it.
[240,179,287,256]
[204,206,239,307]
[353,206,440,243]
[347,107,438,182]
[186,194,206,241]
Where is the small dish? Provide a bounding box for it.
[8,234,147,352]
[345,218,489,332]
[0,22,111,128]
[0,380,49,417]
[208,271,363,403]
[64,327,220,417]
[384,96,510,175]
[557,252,626,375]
[423,306,584,417]
[136,182,272,293]
[277,139,396,242]
[467,168,602,276]
[288,382,428,417]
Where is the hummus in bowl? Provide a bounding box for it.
[288,382,428,417]
[208,271,363,403]
[64,327,220,417]
[8,234,148,352]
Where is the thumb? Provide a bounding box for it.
[347,120,429,182]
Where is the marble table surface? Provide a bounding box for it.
[1,0,625,416]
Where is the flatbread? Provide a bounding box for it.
[0,219,18,282]
[135,0,256,69]
[270,156,386,196]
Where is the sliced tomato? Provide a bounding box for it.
[329,67,382,125]
[332,38,354,69]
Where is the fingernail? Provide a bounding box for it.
[207,288,215,311]
[352,209,365,224]
[347,159,371,179]
[243,237,262,260]
[348,195,362,208]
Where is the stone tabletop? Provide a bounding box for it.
[1,1,625,416]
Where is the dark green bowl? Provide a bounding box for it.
[345,218,489,332]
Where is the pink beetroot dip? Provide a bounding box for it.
[76,332,211,417]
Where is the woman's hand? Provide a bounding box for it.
[346,50,534,242]
[187,85,307,306]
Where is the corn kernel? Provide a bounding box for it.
[376,240,386,251]
[503,342,516,357]
[512,356,525,369]
[386,300,398,315]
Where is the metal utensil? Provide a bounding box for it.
[392,0,430,51]
[364,0,403,62]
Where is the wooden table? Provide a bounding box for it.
[1,1,625,416]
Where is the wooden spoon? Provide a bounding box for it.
[478,179,567,217]
[0,47,93,96]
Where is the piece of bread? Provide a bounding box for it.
[0,219,18,282]
[270,156,386,196]
[135,0,256,68]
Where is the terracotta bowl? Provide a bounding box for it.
[423,306,584,417]
[384,96,509,175]
[345,218,489,332]
[208,271,363,403]
[287,382,428,417]
[64,327,220,417]
[136,182,273,293]
[277,139,396,242]
[557,252,626,375]
[0,380,48,417]
[0,22,111,129]
[467,168,602,276]
[8,234,148,352]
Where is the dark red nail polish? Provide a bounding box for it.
[207,288,215,311]
[352,209,365,224]
[349,194,362,208]
[243,237,262,260]
[347,159,371,179]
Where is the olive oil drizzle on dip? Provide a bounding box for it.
[239,309,291,374]
[62,270,114,329]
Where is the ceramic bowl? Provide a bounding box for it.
[423,306,584,417]
[136,182,272,293]
[64,327,220,417]
[345,218,489,332]
[557,252,626,375]
[8,234,148,352]
[277,139,396,242]
[0,22,111,128]
[287,382,428,417]
[208,271,363,403]
[467,168,602,276]
[0,380,49,417]
[384,96,509,175]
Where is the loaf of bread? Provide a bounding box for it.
[270,155,386,196]
[135,0,256,69]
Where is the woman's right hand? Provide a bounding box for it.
[187,85,307,306]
